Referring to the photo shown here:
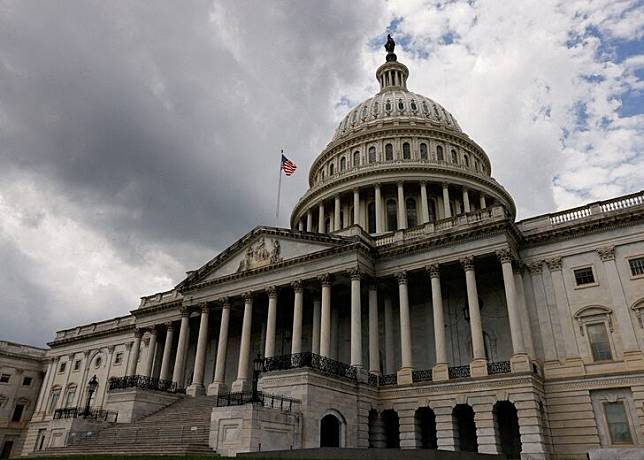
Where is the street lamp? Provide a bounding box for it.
[252,353,264,401]
[83,375,99,417]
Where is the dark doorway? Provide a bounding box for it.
[11,404,24,422]
[495,401,522,459]
[416,407,437,449]
[453,404,478,452]
[320,414,340,447]
[0,441,13,459]
[382,409,400,448]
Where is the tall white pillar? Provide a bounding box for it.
[546,257,579,359]
[462,188,471,213]
[143,326,158,378]
[514,267,536,360]
[479,194,487,209]
[319,274,332,358]
[312,298,321,354]
[264,287,278,358]
[353,189,360,227]
[368,283,380,375]
[298,220,304,231]
[318,202,325,233]
[384,295,395,374]
[98,346,115,407]
[461,257,486,364]
[34,359,55,416]
[527,262,557,361]
[334,195,341,231]
[306,210,313,232]
[349,269,363,367]
[442,183,451,218]
[208,299,230,395]
[233,292,253,392]
[291,281,304,354]
[397,182,407,230]
[159,322,175,381]
[187,304,210,395]
[375,184,384,233]
[397,272,413,369]
[126,329,143,376]
[420,182,429,224]
[172,308,191,386]
[428,265,447,365]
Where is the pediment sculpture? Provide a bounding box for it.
[237,237,282,272]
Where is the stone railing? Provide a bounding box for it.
[262,352,357,381]
[214,391,300,414]
[519,190,644,231]
[373,205,507,247]
[54,406,118,423]
[54,316,134,341]
[107,375,184,394]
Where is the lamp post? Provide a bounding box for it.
[83,375,99,417]
[252,353,264,402]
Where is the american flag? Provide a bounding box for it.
[280,153,297,176]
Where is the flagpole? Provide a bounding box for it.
[275,150,283,226]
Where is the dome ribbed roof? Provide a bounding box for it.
[332,90,463,142]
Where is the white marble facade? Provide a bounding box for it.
[13,46,644,460]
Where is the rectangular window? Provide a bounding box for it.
[11,404,24,422]
[604,401,633,444]
[36,429,47,451]
[0,374,10,383]
[629,257,644,277]
[48,390,60,414]
[58,362,66,373]
[73,360,81,371]
[574,267,595,286]
[587,323,612,361]
[65,388,76,408]
[22,376,32,386]
[114,352,123,365]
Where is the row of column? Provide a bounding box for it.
[299,181,488,234]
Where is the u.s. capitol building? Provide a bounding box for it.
[4,38,644,459]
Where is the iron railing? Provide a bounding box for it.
[378,373,397,386]
[487,360,512,375]
[215,391,299,414]
[262,352,357,381]
[54,406,118,423]
[412,368,433,383]
[108,375,184,394]
[448,365,471,379]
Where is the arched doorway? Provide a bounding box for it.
[382,409,400,448]
[495,401,521,459]
[320,414,341,447]
[415,407,437,449]
[453,404,477,452]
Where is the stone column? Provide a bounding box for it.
[375,184,384,233]
[397,272,413,384]
[546,257,580,362]
[233,292,253,392]
[318,202,325,233]
[420,182,429,224]
[172,307,191,386]
[159,322,175,381]
[461,256,487,377]
[298,220,304,231]
[514,266,536,360]
[462,188,471,213]
[208,299,230,395]
[312,298,321,354]
[397,182,407,230]
[496,249,530,372]
[34,359,55,416]
[334,195,341,231]
[479,194,487,209]
[442,183,451,218]
[427,264,448,381]
[527,262,557,362]
[306,210,313,232]
[126,329,143,376]
[99,346,115,407]
[142,327,158,378]
[368,283,380,375]
[349,269,363,368]
[319,274,332,358]
[353,189,360,227]
[384,295,395,374]
[264,286,278,358]
[187,304,210,396]
[597,246,644,368]
[291,281,304,354]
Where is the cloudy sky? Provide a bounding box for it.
[0,0,642,346]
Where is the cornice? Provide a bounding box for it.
[0,350,48,364]
[47,324,135,348]
[132,300,182,317]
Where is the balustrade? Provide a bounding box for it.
[108,375,183,394]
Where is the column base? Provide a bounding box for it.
[397,367,413,385]
[432,363,449,382]
[231,378,250,393]
[355,367,369,384]
[206,381,228,396]
[185,383,205,397]
[623,350,644,371]
[510,353,531,373]
[470,358,488,377]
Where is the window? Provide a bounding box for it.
[587,323,612,361]
[436,145,444,161]
[402,142,411,160]
[419,143,428,160]
[385,143,393,161]
[0,374,10,384]
[406,198,417,227]
[629,257,644,277]
[36,429,47,451]
[604,402,633,444]
[95,356,102,368]
[73,359,81,371]
[329,163,334,175]
[574,267,596,286]
[65,386,77,408]
[386,199,398,231]
[11,404,24,422]
[340,157,346,171]
[353,151,360,166]
[59,362,66,373]
[367,202,376,234]
[474,160,479,171]
[368,146,376,163]
[22,377,32,386]
[451,149,458,164]
[114,352,123,365]
[464,154,470,167]
[48,389,60,414]
[321,170,325,180]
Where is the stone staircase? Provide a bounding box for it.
[41,395,220,456]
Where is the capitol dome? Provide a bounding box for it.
[291,41,515,235]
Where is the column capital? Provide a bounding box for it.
[218,297,231,309]
[179,305,191,317]
[426,264,441,279]
[460,256,475,271]
[512,259,526,273]
[395,271,407,285]
[374,182,382,189]
[318,273,333,286]
[442,182,449,189]
[266,285,279,298]
[290,280,303,293]
[495,248,514,264]
[148,325,159,335]
[396,181,404,187]
[164,321,174,331]
[596,245,615,261]
[419,180,427,186]
[353,187,360,194]
[134,327,144,338]
[348,268,363,281]
[107,345,116,353]
[198,302,210,314]
[242,291,254,302]
[125,342,132,351]
[527,260,543,274]
[545,256,563,271]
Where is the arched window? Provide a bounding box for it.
[420,143,428,160]
[339,211,345,228]
[464,154,470,167]
[348,207,354,225]
[385,143,393,161]
[436,145,444,161]
[386,199,397,231]
[367,202,376,233]
[64,385,77,408]
[402,142,411,160]
[329,163,334,175]
[494,401,522,458]
[325,217,331,233]
[48,387,61,415]
[474,160,479,171]
[321,414,341,447]
[428,199,437,222]
[321,170,325,180]
[383,409,400,448]
[368,146,376,163]
[406,198,417,227]
[415,407,437,449]
[353,151,360,166]
[453,404,478,453]
[340,157,346,171]
[451,149,458,164]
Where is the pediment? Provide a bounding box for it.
[574,305,612,319]
[178,227,352,288]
